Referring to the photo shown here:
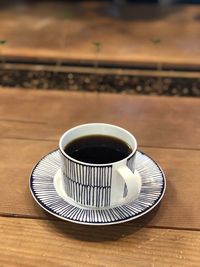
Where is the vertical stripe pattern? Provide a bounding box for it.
[60,153,112,207]
[30,150,166,225]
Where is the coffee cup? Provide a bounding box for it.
[59,123,141,208]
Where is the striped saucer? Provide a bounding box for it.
[30,150,166,225]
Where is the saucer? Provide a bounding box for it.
[30,150,166,225]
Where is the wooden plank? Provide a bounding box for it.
[0,138,200,230]
[1,2,200,67]
[4,62,200,79]
[0,89,200,150]
[0,217,200,267]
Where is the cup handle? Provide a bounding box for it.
[116,165,142,204]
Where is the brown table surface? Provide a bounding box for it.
[0,88,200,266]
[1,2,200,68]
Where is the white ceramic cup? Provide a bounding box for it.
[59,123,141,208]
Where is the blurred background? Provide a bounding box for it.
[0,0,200,96]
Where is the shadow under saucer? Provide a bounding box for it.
[47,204,160,242]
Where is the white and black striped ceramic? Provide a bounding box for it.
[59,123,141,208]
[30,150,166,226]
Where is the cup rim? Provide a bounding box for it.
[59,123,137,167]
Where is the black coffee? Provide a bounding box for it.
[64,135,132,164]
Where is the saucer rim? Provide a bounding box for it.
[29,149,166,226]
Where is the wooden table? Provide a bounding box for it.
[0,88,200,266]
[1,2,200,68]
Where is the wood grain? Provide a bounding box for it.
[0,138,200,229]
[1,2,200,67]
[0,89,199,266]
[0,89,200,150]
[0,217,200,267]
